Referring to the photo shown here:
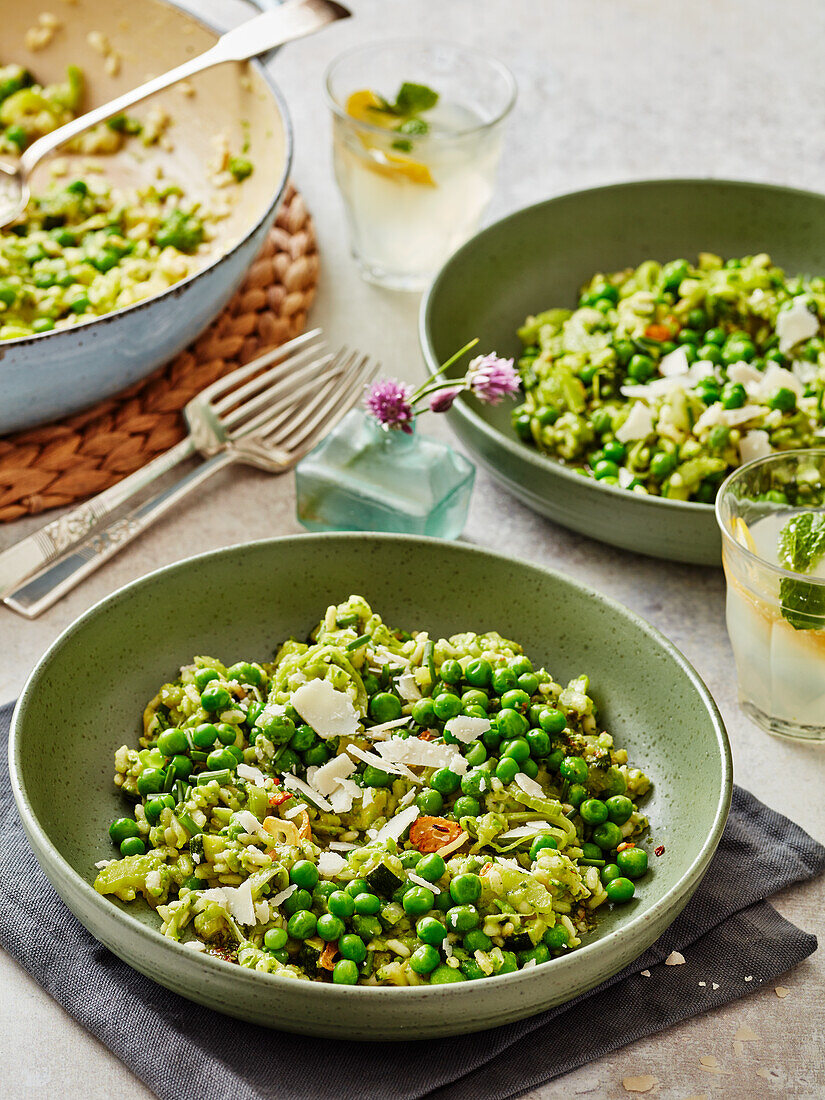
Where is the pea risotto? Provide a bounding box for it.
[512,253,825,503]
[95,597,652,986]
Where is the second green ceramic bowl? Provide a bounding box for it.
[420,178,825,564]
[10,535,731,1038]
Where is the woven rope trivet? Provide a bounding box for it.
[0,182,318,523]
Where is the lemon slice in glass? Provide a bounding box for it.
[345,90,436,187]
[732,515,758,553]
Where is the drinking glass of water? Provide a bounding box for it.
[716,448,825,741]
[325,40,516,291]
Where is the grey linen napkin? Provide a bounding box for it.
[0,701,821,1100]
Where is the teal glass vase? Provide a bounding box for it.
[295,409,475,537]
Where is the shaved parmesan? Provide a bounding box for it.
[282,772,333,811]
[621,377,685,400]
[777,297,819,353]
[738,429,772,465]
[694,403,763,432]
[233,810,265,836]
[346,743,421,784]
[329,840,358,851]
[397,670,422,702]
[444,715,491,743]
[408,872,441,894]
[376,736,469,774]
[514,772,546,799]
[792,358,817,384]
[236,763,269,787]
[726,361,764,388]
[615,403,654,443]
[318,851,348,878]
[436,830,469,857]
[255,900,270,924]
[497,820,554,840]
[329,779,361,813]
[618,467,635,489]
[291,679,360,739]
[200,879,256,926]
[659,346,690,376]
[270,884,296,907]
[364,716,414,738]
[311,753,357,795]
[373,804,420,845]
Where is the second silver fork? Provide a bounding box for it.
[4,344,377,618]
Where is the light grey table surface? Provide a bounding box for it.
[2,0,824,1096]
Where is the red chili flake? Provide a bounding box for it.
[418,730,438,741]
[616,841,635,852]
[268,792,292,807]
[655,845,665,857]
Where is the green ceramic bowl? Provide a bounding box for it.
[10,534,731,1039]
[420,178,825,565]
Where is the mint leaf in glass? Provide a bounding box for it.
[777,511,825,629]
[394,82,439,117]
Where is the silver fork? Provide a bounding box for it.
[0,328,330,599]
[4,345,377,618]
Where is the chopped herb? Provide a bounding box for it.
[228,154,253,182]
[345,633,371,651]
[106,113,143,135]
[777,511,825,629]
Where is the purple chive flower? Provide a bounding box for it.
[429,386,462,413]
[466,353,520,404]
[365,378,414,432]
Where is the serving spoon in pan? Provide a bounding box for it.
[0,0,349,227]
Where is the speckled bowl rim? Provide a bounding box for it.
[9,532,732,1005]
[419,176,825,522]
[1,0,293,351]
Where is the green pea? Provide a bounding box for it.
[704,326,726,346]
[698,343,722,365]
[449,873,481,905]
[452,795,481,819]
[400,850,423,871]
[136,768,166,797]
[519,943,550,966]
[465,658,493,688]
[120,836,145,856]
[431,768,461,795]
[501,689,530,711]
[109,817,140,845]
[650,451,676,479]
[144,798,165,824]
[497,708,528,739]
[403,885,435,916]
[170,754,193,779]
[303,743,331,767]
[464,741,487,768]
[502,737,530,764]
[593,459,620,480]
[362,673,380,695]
[592,821,623,851]
[545,748,564,773]
[434,890,452,912]
[362,764,391,788]
[662,258,689,291]
[415,854,445,884]
[353,892,381,916]
[446,904,480,933]
[463,929,492,952]
[429,964,465,984]
[201,684,231,712]
[289,860,319,889]
[580,798,609,825]
[581,842,602,860]
[460,768,491,798]
[264,927,288,951]
[768,387,797,412]
[461,689,489,711]
[627,354,655,383]
[522,758,540,779]
[317,913,346,941]
[215,723,238,746]
[605,876,635,903]
[543,925,569,950]
[439,659,462,684]
[495,756,519,784]
[327,890,355,919]
[338,933,366,962]
[206,748,233,770]
[721,382,746,409]
[559,755,589,784]
[567,783,588,808]
[765,347,788,365]
[539,708,566,735]
[283,889,313,916]
[433,693,462,720]
[411,698,436,727]
[514,412,533,441]
[605,795,634,824]
[352,914,382,939]
[332,959,359,985]
[511,659,534,678]
[289,724,316,752]
[345,878,369,898]
[491,667,517,694]
[370,692,402,723]
[617,847,649,879]
[32,318,55,333]
[722,340,755,364]
[227,661,263,685]
[529,835,557,860]
[601,440,626,464]
[193,667,219,690]
[416,788,444,814]
[417,915,447,945]
[600,862,622,884]
[677,328,700,346]
[526,728,551,757]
